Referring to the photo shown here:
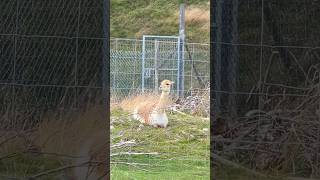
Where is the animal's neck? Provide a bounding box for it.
[156,91,169,112]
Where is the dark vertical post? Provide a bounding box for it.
[102,0,110,177]
[229,0,238,119]
[213,0,222,115]
[74,0,81,110]
[212,1,238,178]
[178,4,185,97]
[210,1,215,179]
[12,0,19,128]
[213,0,238,124]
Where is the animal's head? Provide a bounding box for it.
[159,80,174,93]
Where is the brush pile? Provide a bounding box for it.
[214,86,320,177]
[172,85,210,117]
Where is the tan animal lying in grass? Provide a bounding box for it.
[121,80,174,128]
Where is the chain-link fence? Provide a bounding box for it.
[110,37,210,101]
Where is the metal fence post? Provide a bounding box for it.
[177,36,181,96]
[178,4,185,97]
[142,36,146,92]
[154,39,159,92]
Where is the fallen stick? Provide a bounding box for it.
[171,109,209,120]
[111,140,136,148]
[110,162,151,166]
[111,152,159,156]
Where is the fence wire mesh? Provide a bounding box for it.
[212,0,320,179]
[110,37,210,101]
[0,0,108,178]
[0,0,106,129]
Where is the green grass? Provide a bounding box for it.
[110,108,210,180]
[111,0,210,42]
[0,153,62,179]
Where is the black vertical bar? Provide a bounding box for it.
[211,0,238,178]
[102,0,110,177]
[220,0,234,120]
[213,0,221,116]
[75,0,81,110]
[213,0,237,122]
[211,1,218,178]
[12,0,19,128]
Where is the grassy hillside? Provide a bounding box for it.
[110,108,210,179]
[111,0,210,43]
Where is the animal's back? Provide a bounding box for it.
[133,101,157,124]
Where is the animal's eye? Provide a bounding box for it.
[166,83,170,85]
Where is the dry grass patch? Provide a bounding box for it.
[174,5,209,31]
